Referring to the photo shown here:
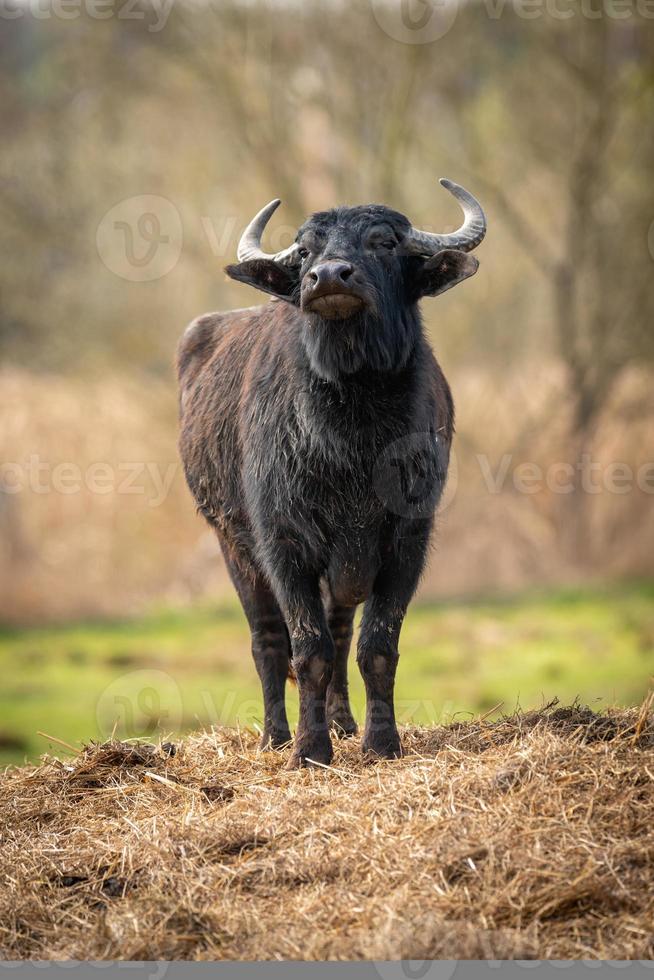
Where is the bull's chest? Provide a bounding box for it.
[283,451,386,604]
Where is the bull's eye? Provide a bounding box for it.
[371,240,396,252]
[297,246,309,260]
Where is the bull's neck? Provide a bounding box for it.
[298,328,426,445]
[299,305,423,384]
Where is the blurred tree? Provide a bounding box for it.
[1,0,653,614]
[422,8,654,561]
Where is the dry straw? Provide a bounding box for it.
[1,699,653,960]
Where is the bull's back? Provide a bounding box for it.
[177,307,262,392]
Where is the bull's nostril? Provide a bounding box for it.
[308,261,355,291]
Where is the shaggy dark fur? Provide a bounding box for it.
[177,203,478,767]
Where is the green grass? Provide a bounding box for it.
[1,582,653,767]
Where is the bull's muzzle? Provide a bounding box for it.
[302,260,365,320]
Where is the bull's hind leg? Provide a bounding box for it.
[325,601,358,737]
[221,548,291,750]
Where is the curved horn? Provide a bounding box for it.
[236,198,300,266]
[405,178,486,255]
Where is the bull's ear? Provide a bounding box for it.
[225,259,300,303]
[408,248,479,300]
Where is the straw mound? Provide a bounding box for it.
[2,700,654,961]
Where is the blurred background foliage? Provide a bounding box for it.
[1,0,653,761]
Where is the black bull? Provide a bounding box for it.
[177,180,485,768]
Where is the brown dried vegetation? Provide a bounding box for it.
[1,701,653,960]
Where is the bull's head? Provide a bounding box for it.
[226,179,485,379]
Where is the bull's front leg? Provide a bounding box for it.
[357,520,431,759]
[357,594,403,759]
[264,555,335,768]
[289,611,334,768]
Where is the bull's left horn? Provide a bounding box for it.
[237,199,300,266]
[405,178,486,255]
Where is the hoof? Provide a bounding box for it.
[259,730,292,751]
[286,736,334,770]
[361,730,402,761]
[326,695,358,738]
[328,713,358,738]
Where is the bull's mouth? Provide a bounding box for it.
[304,293,365,320]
